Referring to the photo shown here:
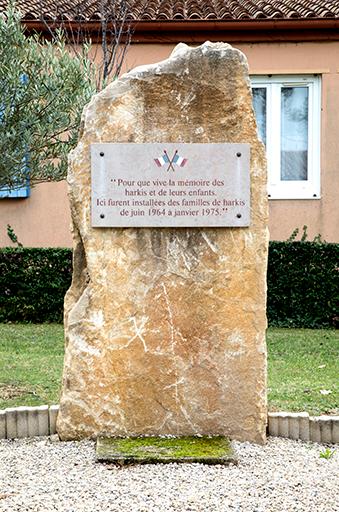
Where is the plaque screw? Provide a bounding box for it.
[236,213,242,218]
[100,214,105,219]
[313,193,317,197]
[236,152,242,157]
[100,152,104,157]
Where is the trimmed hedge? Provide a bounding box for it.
[267,242,338,328]
[0,248,72,323]
[0,242,338,327]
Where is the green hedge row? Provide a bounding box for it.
[0,243,338,327]
[0,248,72,323]
[267,241,338,328]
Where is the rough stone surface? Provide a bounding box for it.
[57,42,268,443]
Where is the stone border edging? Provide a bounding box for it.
[0,407,338,443]
[268,412,339,444]
[0,405,59,440]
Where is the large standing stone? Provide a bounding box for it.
[57,42,268,443]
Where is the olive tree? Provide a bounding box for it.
[0,5,96,190]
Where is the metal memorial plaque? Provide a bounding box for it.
[91,143,250,227]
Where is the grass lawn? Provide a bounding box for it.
[268,328,338,415]
[0,323,64,409]
[0,324,338,415]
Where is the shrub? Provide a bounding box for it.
[0,243,338,327]
[0,248,72,322]
[268,241,339,328]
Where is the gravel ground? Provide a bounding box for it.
[0,436,338,512]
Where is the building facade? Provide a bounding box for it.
[1,0,339,245]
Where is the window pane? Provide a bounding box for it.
[281,87,308,181]
[252,88,266,145]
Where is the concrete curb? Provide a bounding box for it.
[0,405,59,439]
[0,407,338,443]
[268,412,339,444]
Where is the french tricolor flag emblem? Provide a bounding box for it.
[154,150,188,171]
[172,153,188,167]
[154,153,170,167]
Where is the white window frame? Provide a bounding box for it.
[251,75,321,200]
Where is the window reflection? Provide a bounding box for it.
[252,87,267,146]
[281,87,308,181]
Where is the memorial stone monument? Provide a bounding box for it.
[57,42,268,443]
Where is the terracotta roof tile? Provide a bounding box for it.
[1,0,339,22]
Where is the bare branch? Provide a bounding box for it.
[37,0,148,91]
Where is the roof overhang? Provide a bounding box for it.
[22,18,339,43]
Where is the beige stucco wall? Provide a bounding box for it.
[0,181,72,247]
[1,41,338,247]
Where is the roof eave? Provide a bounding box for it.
[22,18,339,43]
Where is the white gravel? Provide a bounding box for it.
[0,436,338,512]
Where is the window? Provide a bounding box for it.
[0,160,30,198]
[0,178,30,198]
[251,75,321,199]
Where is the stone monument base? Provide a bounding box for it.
[96,436,237,465]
